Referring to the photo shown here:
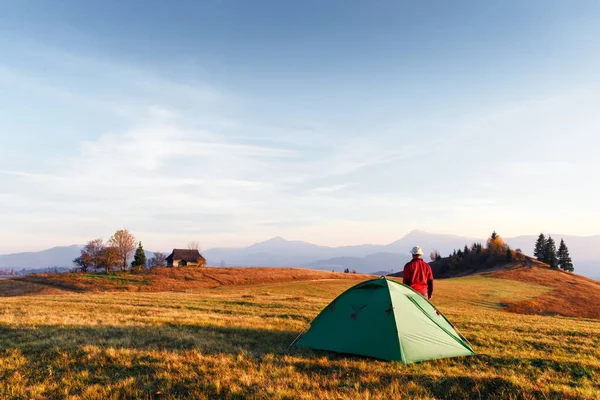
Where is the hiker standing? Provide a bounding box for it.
[403,246,434,299]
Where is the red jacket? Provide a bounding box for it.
[403,258,434,298]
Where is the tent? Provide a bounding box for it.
[293,277,475,364]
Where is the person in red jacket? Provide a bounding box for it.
[403,246,434,299]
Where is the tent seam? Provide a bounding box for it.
[386,279,408,364]
[407,296,475,354]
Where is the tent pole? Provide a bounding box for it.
[453,325,475,351]
[288,325,310,349]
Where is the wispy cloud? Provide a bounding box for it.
[5,36,600,252]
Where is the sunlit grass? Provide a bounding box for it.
[1,277,599,399]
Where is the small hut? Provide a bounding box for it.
[166,249,206,267]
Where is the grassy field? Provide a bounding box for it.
[1,274,599,399]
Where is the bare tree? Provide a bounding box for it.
[187,241,201,251]
[109,229,137,270]
[148,252,167,269]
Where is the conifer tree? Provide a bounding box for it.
[131,242,147,271]
[544,236,558,268]
[506,247,513,261]
[464,245,470,255]
[557,239,574,272]
[534,233,547,261]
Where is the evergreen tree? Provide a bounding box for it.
[476,243,482,255]
[131,241,147,270]
[544,236,558,268]
[557,239,574,272]
[534,233,547,261]
[506,247,513,261]
[464,245,470,255]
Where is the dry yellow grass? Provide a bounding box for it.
[5,267,368,295]
[486,265,600,319]
[1,274,599,399]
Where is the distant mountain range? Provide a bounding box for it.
[1,230,598,280]
[204,230,599,280]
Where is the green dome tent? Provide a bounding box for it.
[293,277,475,364]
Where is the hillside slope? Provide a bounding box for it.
[485,265,600,319]
[389,257,600,319]
[0,267,369,296]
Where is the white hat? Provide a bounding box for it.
[410,246,423,255]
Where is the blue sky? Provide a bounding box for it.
[1,1,599,252]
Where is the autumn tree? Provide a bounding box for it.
[72,255,92,272]
[544,236,558,269]
[109,229,137,271]
[73,238,105,272]
[131,242,147,271]
[557,239,574,272]
[85,238,105,270]
[486,231,508,257]
[148,252,167,269]
[98,246,121,273]
[534,233,547,261]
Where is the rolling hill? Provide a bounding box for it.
[0,267,367,296]
[486,263,600,319]
[1,264,599,398]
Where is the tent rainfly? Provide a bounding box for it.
[293,277,475,364]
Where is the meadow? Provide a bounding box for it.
[1,274,599,399]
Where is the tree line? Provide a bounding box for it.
[534,233,573,271]
[430,231,575,274]
[430,231,522,274]
[72,229,196,273]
